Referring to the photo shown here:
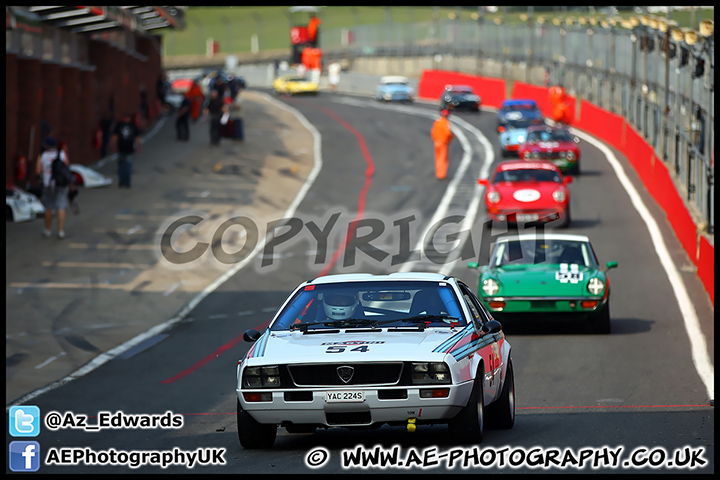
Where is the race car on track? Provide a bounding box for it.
[496,99,543,132]
[498,117,545,157]
[439,85,481,112]
[375,75,414,103]
[468,234,618,334]
[518,125,581,175]
[6,184,44,222]
[272,75,319,95]
[69,164,113,188]
[236,272,515,448]
[478,160,573,228]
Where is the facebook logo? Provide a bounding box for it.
[9,441,41,472]
[9,405,40,437]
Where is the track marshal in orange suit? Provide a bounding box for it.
[431,109,454,180]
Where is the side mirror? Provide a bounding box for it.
[477,178,489,186]
[243,329,261,343]
[482,319,502,334]
[564,176,573,185]
[605,261,618,270]
[467,262,479,269]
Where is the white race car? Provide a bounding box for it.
[6,184,44,222]
[236,272,514,449]
[69,164,112,188]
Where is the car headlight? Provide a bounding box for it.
[517,135,525,143]
[566,151,577,161]
[487,191,501,204]
[384,93,393,100]
[523,151,532,159]
[531,152,540,159]
[411,362,451,384]
[482,278,500,296]
[552,189,566,203]
[243,365,281,388]
[587,278,604,295]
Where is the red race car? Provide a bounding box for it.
[518,125,581,175]
[478,160,573,228]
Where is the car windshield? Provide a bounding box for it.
[493,168,561,183]
[506,119,543,130]
[490,239,595,267]
[503,103,537,112]
[385,82,408,86]
[270,281,466,331]
[526,129,574,143]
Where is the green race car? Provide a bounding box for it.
[468,233,617,333]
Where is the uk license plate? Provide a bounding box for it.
[516,213,539,222]
[325,390,365,403]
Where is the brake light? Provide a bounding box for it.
[580,300,599,309]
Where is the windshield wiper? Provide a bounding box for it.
[400,315,462,328]
[291,318,387,333]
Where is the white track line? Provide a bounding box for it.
[570,127,714,402]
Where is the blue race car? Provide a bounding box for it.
[498,117,545,157]
[375,75,414,103]
[497,99,543,133]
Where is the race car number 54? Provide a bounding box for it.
[325,391,365,403]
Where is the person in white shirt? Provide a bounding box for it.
[35,137,69,239]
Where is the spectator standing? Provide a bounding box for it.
[204,89,225,146]
[186,79,205,123]
[308,12,321,47]
[431,109,455,180]
[176,93,192,141]
[328,61,341,92]
[35,137,70,239]
[112,113,141,188]
[156,72,170,114]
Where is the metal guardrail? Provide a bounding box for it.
[316,19,713,235]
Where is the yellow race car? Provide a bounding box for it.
[272,75,319,95]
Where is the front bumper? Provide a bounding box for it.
[481,296,607,315]
[237,382,472,427]
[486,207,567,224]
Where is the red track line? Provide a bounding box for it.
[161,109,374,384]
[317,107,375,277]
[161,319,271,384]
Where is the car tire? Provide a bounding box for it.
[237,399,277,449]
[559,204,571,228]
[448,373,484,444]
[486,360,515,429]
[588,302,611,334]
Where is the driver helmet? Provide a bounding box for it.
[323,292,358,320]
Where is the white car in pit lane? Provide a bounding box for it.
[6,184,45,222]
[69,164,112,188]
[236,272,514,449]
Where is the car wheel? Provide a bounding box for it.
[486,360,515,429]
[237,399,277,449]
[587,302,611,334]
[559,204,571,228]
[448,373,484,444]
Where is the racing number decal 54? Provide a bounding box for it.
[322,340,385,354]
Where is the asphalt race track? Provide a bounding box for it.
[6,87,714,473]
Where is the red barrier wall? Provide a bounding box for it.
[418,70,506,109]
[418,70,714,305]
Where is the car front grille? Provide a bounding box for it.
[287,363,404,387]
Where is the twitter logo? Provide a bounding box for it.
[9,405,40,437]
